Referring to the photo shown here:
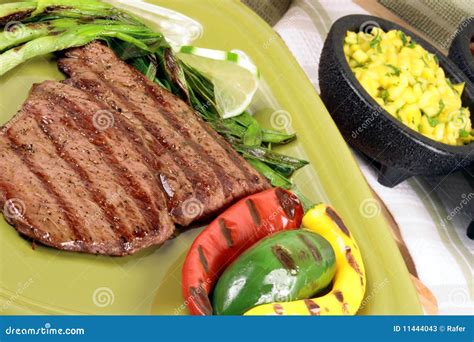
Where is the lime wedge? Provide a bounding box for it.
[177,46,259,118]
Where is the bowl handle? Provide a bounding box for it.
[378,164,413,187]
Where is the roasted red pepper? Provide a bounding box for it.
[181,187,304,315]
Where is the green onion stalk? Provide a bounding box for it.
[0,0,308,188]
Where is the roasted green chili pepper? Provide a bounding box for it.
[212,230,336,315]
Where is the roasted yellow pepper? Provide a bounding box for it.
[344,28,472,146]
[244,204,366,315]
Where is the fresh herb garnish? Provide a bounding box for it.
[385,64,401,76]
[427,116,439,127]
[435,100,445,116]
[421,54,429,67]
[399,31,407,46]
[370,34,381,47]
[381,89,390,103]
[446,78,453,89]
[370,33,382,52]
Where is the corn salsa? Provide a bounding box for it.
[344,27,472,146]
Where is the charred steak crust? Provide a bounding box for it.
[0,42,270,256]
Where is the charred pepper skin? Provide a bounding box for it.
[212,230,336,315]
[245,204,366,315]
[181,188,304,315]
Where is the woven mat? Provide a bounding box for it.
[378,0,474,51]
[241,0,292,26]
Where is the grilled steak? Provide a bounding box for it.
[0,42,270,256]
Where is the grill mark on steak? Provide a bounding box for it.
[11,96,143,248]
[118,59,267,192]
[40,88,162,237]
[0,183,47,244]
[136,79,236,198]
[18,90,162,254]
[59,45,266,200]
[31,104,134,249]
[64,77,198,226]
[63,76,207,223]
[59,77,182,214]
[61,57,222,199]
[41,81,173,229]
[5,132,85,243]
[0,139,93,249]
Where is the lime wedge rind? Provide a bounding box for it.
[177,46,259,118]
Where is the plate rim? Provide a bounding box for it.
[0,0,423,315]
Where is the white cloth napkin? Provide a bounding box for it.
[273,0,473,315]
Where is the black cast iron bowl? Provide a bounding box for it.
[448,17,474,83]
[319,15,474,187]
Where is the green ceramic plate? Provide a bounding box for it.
[0,0,422,315]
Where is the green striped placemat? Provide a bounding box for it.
[242,0,292,26]
[378,0,474,50]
